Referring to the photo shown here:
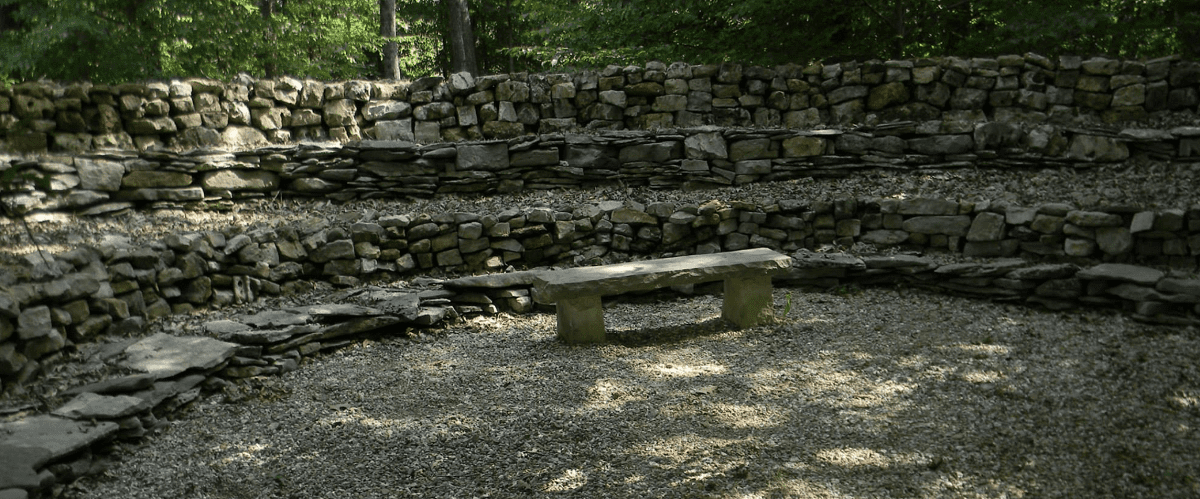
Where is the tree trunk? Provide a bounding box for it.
[446,0,478,76]
[380,0,400,79]
[260,0,277,77]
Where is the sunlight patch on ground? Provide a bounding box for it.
[644,362,729,378]
[216,442,271,466]
[583,378,646,411]
[814,447,891,469]
[542,468,588,492]
[704,402,787,430]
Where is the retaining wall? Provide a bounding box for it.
[3,54,1200,153]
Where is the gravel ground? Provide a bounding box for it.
[67,287,1200,499]
[4,159,1199,498]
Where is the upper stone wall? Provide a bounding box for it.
[3,54,1199,153]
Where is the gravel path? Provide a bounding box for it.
[69,287,1200,499]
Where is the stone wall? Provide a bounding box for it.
[3,187,1200,393]
[3,54,1200,153]
[3,122,1199,216]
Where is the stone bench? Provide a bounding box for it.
[531,248,794,343]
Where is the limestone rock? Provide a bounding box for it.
[120,332,238,378]
[52,392,149,420]
[1076,264,1164,285]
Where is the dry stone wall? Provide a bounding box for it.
[2,54,1200,153]
[3,189,1200,394]
[3,122,1200,216]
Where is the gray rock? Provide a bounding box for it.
[456,143,510,171]
[16,306,52,340]
[120,333,238,378]
[442,270,543,289]
[1067,135,1129,162]
[532,248,792,303]
[52,392,149,420]
[1065,210,1123,227]
[62,373,157,396]
[902,215,971,236]
[897,198,959,215]
[201,169,280,192]
[75,158,125,192]
[287,303,384,318]
[239,310,312,328]
[1157,278,1200,296]
[0,443,51,489]
[860,255,937,270]
[0,415,118,468]
[1076,264,1164,285]
[907,135,973,155]
[861,230,909,245]
[1095,227,1132,254]
[966,212,1005,241]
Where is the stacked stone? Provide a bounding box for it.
[4,193,1200,394]
[2,55,1200,153]
[4,122,1200,216]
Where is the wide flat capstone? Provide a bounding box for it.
[532,247,792,303]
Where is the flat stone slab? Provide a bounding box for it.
[119,333,238,378]
[0,444,51,489]
[532,248,792,304]
[442,270,543,289]
[0,415,118,465]
[216,324,321,345]
[63,373,157,396]
[286,304,383,318]
[52,392,150,420]
[239,310,313,328]
[1076,263,1165,285]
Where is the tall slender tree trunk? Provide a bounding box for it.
[380,0,400,79]
[446,0,478,75]
[260,0,277,77]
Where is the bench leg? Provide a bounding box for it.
[722,275,774,328]
[555,295,606,344]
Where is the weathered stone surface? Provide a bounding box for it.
[861,230,909,245]
[1065,210,1123,227]
[1067,135,1129,161]
[52,392,149,420]
[532,248,791,303]
[0,415,118,465]
[443,270,543,288]
[0,444,50,489]
[902,215,971,236]
[611,207,657,225]
[121,171,193,188]
[120,333,238,377]
[201,170,280,191]
[1076,264,1164,285]
[456,143,510,171]
[1158,278,1200,296]
[75,159,125,192]
[62,373,157,396]
[16,306,52,340]
[287,303,383,318]
[907,135,973,155]
[897,198,959,215]
[966,212,1006,241]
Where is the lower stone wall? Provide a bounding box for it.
[3,191,1200,394]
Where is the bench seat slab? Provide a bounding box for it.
[532,248,792,304]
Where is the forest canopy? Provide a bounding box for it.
[0,0,1197,84]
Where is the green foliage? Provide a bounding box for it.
[0,0,1194,83]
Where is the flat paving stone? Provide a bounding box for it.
[119,333,238,378]
[287,304,383,318]
[1076,263,1165,285]
[0,416,117,466]
[238,310,312,328]
[0,444,51,489]
[442,270,543,289]
[51,393,150,420]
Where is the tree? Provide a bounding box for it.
[381,0,400,78]
[446,0,478,75]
